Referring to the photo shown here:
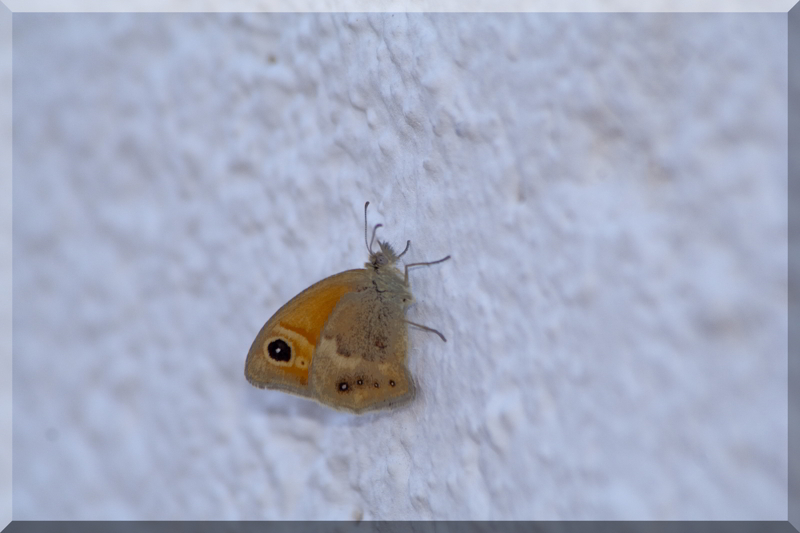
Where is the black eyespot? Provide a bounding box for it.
[389,380,396,387]
[357,379,363,386]
[267,339,291,362]
[374,382,379,388]
[338,382,349,392]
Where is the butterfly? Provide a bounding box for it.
[245,202,450,414]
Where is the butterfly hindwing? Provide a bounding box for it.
[310,266,415,413]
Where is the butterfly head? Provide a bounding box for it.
[369,240,400,269]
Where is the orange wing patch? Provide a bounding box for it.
[245,270,366,396]
[279,321,317,346]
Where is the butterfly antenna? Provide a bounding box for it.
[369,224,383,254]
[364,201,384,254]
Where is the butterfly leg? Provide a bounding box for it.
[404,255,451,285]
[397,240,411,259]
[404,320,447,342]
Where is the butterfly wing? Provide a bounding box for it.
[309,277,414,414]
[245,269,367,398]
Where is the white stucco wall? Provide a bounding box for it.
[11,12,787,519]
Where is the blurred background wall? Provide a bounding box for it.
[11,12,787,519]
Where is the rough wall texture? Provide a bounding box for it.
[12,13,787,519]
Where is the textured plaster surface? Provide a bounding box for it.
[12,13,787,519]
